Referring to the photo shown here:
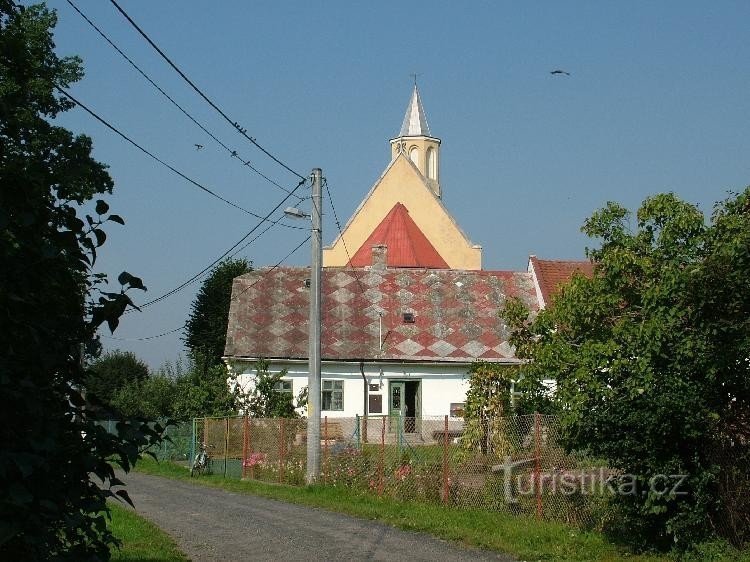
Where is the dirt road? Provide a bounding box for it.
[120,472,516,561]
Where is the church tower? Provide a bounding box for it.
[389,85,442,197]
[323,86,482,270]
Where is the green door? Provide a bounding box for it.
[390,382,405,432]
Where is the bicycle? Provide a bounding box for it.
[190,442,213,477]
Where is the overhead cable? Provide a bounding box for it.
[58,88,305,230]
[128,175,308,312]
[65,0,302,202]
[108,0,305,181]
[104,235,310,341]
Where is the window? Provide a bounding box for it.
[426,147,436,179]
[322,380,344,411]
[273,380,293,396]
[450,402,465,418]
[409,146,419,166]
[403,312,415,323]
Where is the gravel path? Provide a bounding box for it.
[119,472,516,561]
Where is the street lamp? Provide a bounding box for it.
[283,206,309,219]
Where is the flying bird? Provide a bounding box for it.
[194,144,203,150]
[550,69,571,76]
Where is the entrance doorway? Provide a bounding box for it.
[389,380,420,433]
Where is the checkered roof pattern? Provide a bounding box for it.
[225,267,539,363]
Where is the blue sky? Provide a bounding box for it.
[50,1,750,368]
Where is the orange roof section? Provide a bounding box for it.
[530,256,594,306]
[348,203,449,268]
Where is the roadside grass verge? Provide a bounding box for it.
[108,500,188,562]
[134,457,667,562]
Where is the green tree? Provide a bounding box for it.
[111,374,176,419]
[503,190,750,550]
[462,362,513,455]
[110,353,252,420]
[184,258,252,366]
[246,360,297,418]
[0,4,161,558]
[85,350,150,414]
[171,354,242,420]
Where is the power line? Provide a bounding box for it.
[102,324,186,342]
[58,88,305,230]
[323,178,356,265]
[104,235,310,341]
[224,235,311,305]
[128,175,308,313]
[323,178,368,292]
[108,0,305,182]
[323,178,389,351]
[64,0,302,203]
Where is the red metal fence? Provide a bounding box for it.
[192,413,610,527]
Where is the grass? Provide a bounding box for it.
[108,501,188,562]
[134,457,668,562]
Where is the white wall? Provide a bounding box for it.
[230,360,474,419]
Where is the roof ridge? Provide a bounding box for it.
[533,257,592,264]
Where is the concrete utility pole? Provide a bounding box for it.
[306,168,323,484]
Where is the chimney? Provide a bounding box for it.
[371,244,388,271]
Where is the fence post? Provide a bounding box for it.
[224,417,229,478]
[534,411,542,520]
[378,416,385,497]
[190,418,196,469]
[323,416,329,484]
[279,418,285,483]
[248,417,255,480]
[242,415,249,479]
[443,415,449,505]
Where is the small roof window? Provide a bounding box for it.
[402,312,415,324]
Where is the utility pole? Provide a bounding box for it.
[306,168,323,484]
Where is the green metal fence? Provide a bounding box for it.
[94,419,192,462]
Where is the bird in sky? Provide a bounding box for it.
[194,144,203,150]
[550,69,571,76]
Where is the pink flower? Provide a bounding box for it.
[243,452,266,467]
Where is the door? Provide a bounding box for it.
[390,381,405,432]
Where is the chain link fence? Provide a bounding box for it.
[189,413,611,527]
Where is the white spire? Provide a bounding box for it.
[398,85,431,137]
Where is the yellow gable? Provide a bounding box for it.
[323,154,482,270]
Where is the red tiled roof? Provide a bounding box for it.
[529,257,594,307]
[225,267,539,363]
[348,203,448,268]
